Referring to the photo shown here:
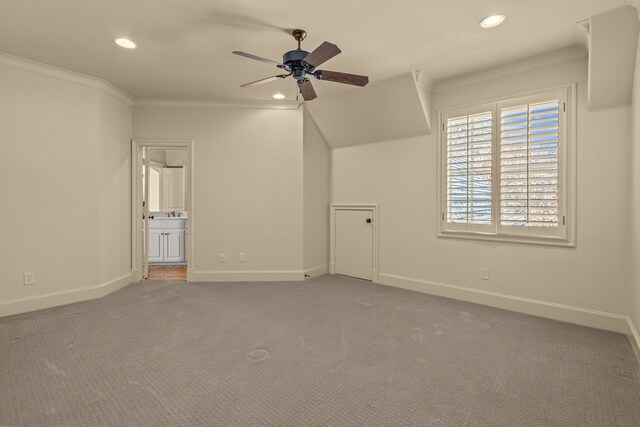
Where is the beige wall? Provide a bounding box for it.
[0,59,132,316]
[133,104,304,280]
[147,149,167,166]
[98,91,133,284]
[630,33,640,339]
[1,46,637,334]
[303,108,330,275]
[332,58,632,331]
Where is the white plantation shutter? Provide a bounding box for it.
[498,92,565,237]
[439,86,573,244]
[445,108,493,230]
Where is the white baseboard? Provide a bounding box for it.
[377,272,629,334]
[304,265,328,278]
[190,270,304,282]
[0,272,133,318]
[628,317,640,364]
[100,272,133,295]
[327,262,377,281]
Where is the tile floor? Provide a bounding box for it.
[147,265,187,280]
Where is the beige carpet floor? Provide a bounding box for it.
[1,275,639,426]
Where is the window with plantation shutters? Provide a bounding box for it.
[439,85,575,246]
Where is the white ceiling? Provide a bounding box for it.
[0,0,630,101]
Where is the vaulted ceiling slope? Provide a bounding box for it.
[305,72,431,148]
[0,0,631,101]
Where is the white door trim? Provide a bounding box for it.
[330,204,379,282]
[131,139,194,282]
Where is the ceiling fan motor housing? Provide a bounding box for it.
[283,49,312,81]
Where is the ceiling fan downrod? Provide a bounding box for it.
[291,29,307,50]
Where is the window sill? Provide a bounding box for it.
[438,230,575,248]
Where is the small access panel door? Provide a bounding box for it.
[334,209,374,280]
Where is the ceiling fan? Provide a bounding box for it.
[233,29,369,101]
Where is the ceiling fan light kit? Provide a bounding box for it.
[233,29,369,101]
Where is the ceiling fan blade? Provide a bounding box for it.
[241,74,288,88]
[302,41,341,68]
[298,80,317,101]
[316,70,369,87]
[233,51,283,66]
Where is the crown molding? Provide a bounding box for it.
[0,51,133,105]
[0,51,303,110]
[1,47,588,110]
[133,98,302,110]
[433,46,588,94]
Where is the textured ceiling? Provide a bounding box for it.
[0,0,631,100]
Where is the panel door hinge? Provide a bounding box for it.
[442,123,445,131]
[563,102,566,112]
[563,216,566,225]
[442,213,445,220]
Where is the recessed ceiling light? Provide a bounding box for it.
[115,38,137,49]
[480,14,506,28]
[272,93,286,99]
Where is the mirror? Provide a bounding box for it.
[147,149,186,213]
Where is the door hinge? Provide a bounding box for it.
[442,123,445,131]
[563,216,566,225]
[563,102,566,112]
[442,213,445,220]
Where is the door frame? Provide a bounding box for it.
[330,204,379,282]
[131,139,194,282]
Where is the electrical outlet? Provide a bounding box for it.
[219,253,226,262]
[480,268,489,280]
[239,252,246,262]
[23,272,35,285]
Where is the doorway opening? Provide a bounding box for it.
[131,140,194,282]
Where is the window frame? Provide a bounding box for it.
[437,84,577,247]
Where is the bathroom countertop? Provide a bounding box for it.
[149,216,188,220]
